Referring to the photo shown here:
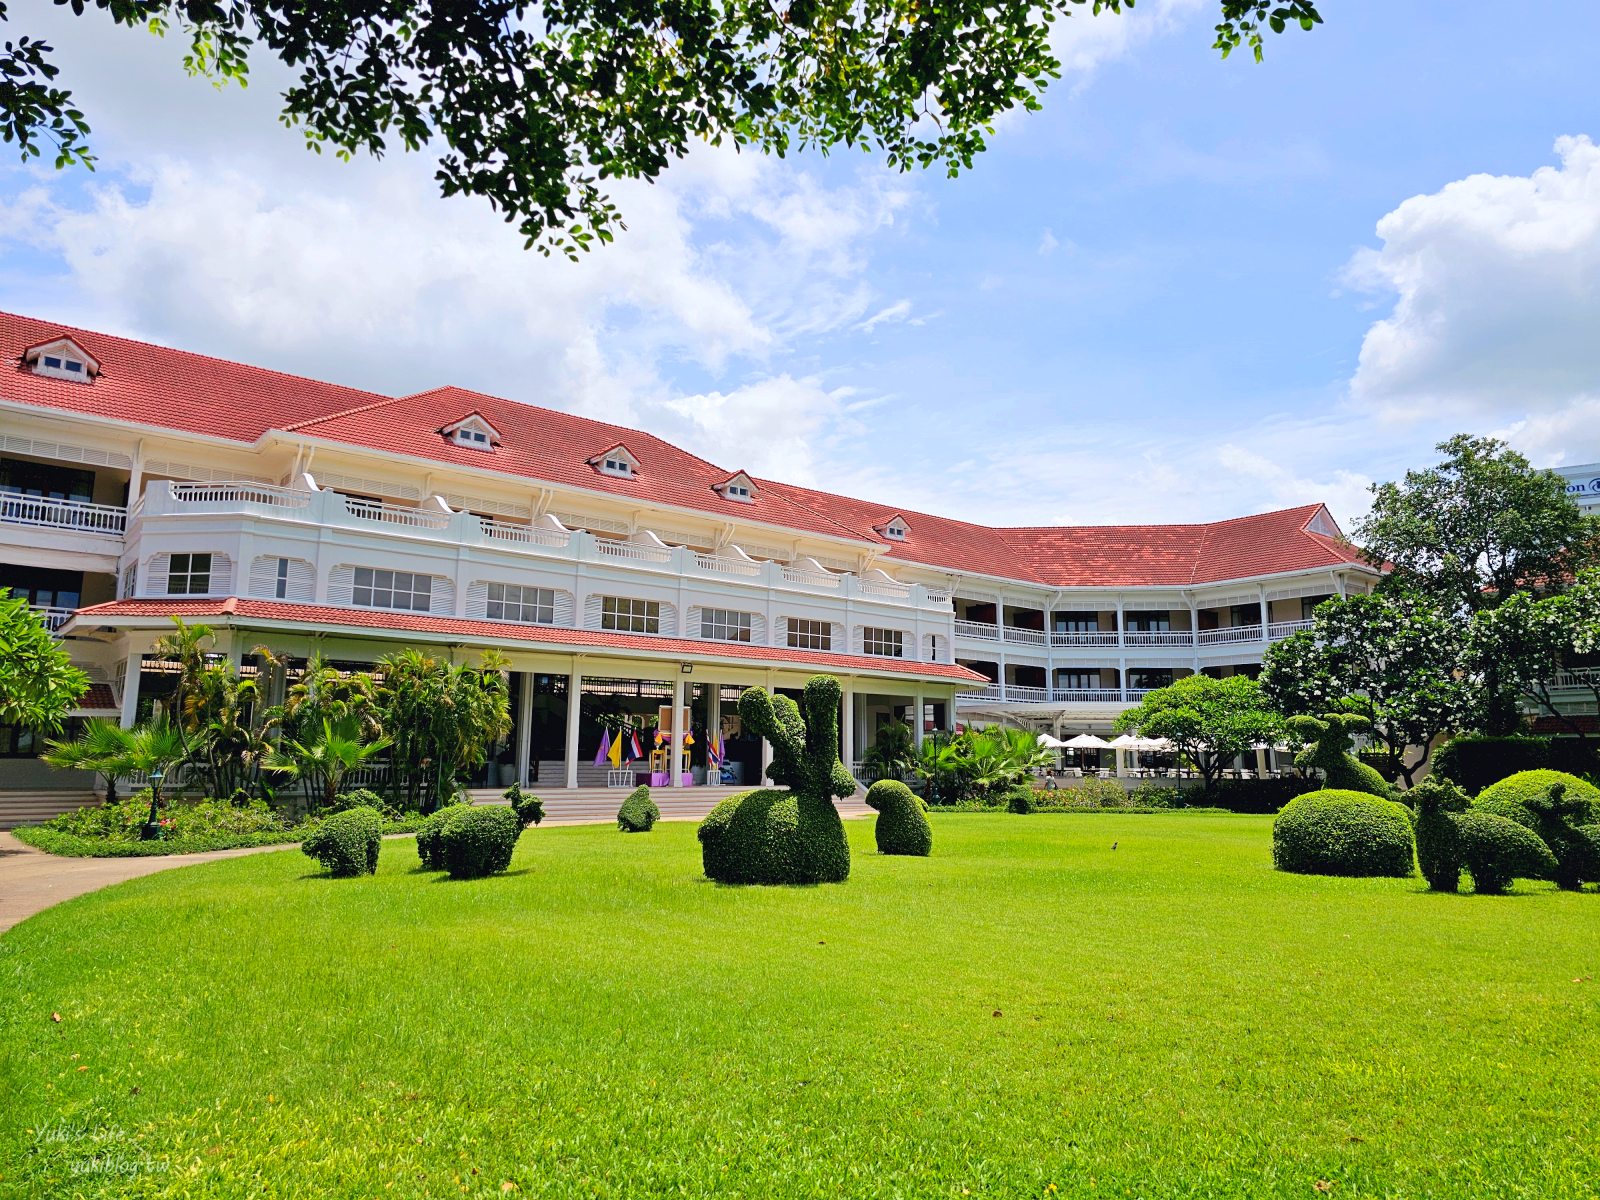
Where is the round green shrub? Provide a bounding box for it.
[1272,789,1415,877]
[1474,770,1600,890]
[1005,784,1037,814]
[697,789,850,884]
[332,787,391,817]
[1454,809,1558,895]
[616,784,659,832]
[439,805,522,880]
[865,780,932,857]
[301,805,384,877]
[1410,776,1470,892]
[416,802,475,870]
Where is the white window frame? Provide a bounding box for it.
[861,626,904,658]
[167,552,213,596]
[455,428,492,449]
[274,557,290,599]
[600,456,633,478]
[486,583,555,625]
[787,618,832,652]
[353,567,433,613]
[701,608,753,643]
[600,596,660,634]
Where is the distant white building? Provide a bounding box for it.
[1554,463,1600,513]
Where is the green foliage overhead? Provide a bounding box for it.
[264,716,393,811]
[0,1,1318,256]
[1115,674,1280,788]
[864,779,932,856]
[617,784,659,833]
[0,587,88,732]
[43,718,188,797]
[301,804,384,877]
[1271,789,1416,878]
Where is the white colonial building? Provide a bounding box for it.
[1,311,1385,802]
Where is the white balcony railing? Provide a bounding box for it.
[782,565,840,589]
[0,493,127,536]
[1051,630,1120,647]
[1003,626,1048,646]
[952,685,1149,705]
[480,518,572,549]
[33,605,73,633]
[1266,619,1315,641]
[1124,631,1193,647]
[955,618,1001,641]
[861,579,912,599]
[595,539,672,565]
[1197,624,1263,646]
[695,552,762,578]
[1005,684,1051,703]
[169,481,312,510]
[343,495,451,531]
[1052,687,1126,703]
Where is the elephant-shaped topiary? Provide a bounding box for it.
[865,779,932,857]
[1288,712,1396,799]
[697,675,855,884]
[1474,772,1600,890]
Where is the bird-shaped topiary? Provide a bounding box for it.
[616,784,659,832]
[1288,711,1396,799]
[864,779,932,857]
[697,675,855,884]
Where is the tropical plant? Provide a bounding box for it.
[43,718,190,834]
[861,718,918,780]
[1115,675,1280,790]
[277,653,381,744]
[912,725,1050,804]
[374,648,512,812]
[0,587,88,732]
[264,717,394,812]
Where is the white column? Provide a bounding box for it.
[564,663,582,789]
[516,671,535,787]
[1254,747,1270,779]
[1115,600,1125,647]
[670,676,687,787]
[912,689,925,751]
[841,681,855,775]
[1258,583,1270,642]
[119,647,142,728]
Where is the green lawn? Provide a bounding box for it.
[2,813,1596,1199]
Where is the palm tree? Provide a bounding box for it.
[264,717,393,811]
[44,719,190,835]
[150,616,217,744]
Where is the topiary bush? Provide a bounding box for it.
[504,782,545,828]
[1288,712,1396,799]
[1454,809,1558,895]
[617,785,659,832]
[301,805,384,877]
[1272,788,1415,877]
[1005,784,1037,814]
[1474,771,1600,890]
[1410,776,1470,892]
[332,787,393,818]
[697,675,854,885]
[865,779,932,856]
[439,805,523,880]
[416,802,475,870]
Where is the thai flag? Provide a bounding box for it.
[629,731,645,762]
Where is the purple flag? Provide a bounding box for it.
[594,728,612,767]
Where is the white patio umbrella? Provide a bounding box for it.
[1108,734,1144,749]
[1063,733,1112,749]
[1036,733,1068,749]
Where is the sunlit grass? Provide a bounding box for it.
[2,813,1596,1198]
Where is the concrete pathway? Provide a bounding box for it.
[0,791,874,934]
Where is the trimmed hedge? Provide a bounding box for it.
[1411,776,1470,892]
[697,789,851,884]
[301,805,384,877]
[1455,809,1558,895]
[1272,789,1415,878]
[1005,784,1037,814]
[616,785,660,832]
[1474,770,1600,890]
[865,780,932,856]
[416,802,475,870]
[439,805,523,880]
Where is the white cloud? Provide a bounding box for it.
[1347,134,1600,418]
[1037,228,1061,256]
[659,376,859,483]
[1053,0,1204,81]
[857,300,913,334]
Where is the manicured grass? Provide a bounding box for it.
[2,813,1597,1198]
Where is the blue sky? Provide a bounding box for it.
[2,0,1599,528]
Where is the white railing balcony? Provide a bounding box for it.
[924,590,953,608]
[1124,630,1194,647]
[1003,626,1048,646]
[861,579,912,599]
[1051,687,1127,703]
[479,518,572,549]
[1549,668,1600,690]
[782,565,840,589]
[956,683,1004,702]
[694,552,762,578]
[169,481,312,510]
[595,539,671,564]
[0,493,127,537]
[1267,619,1315,641]
[32,604,74,633]
[1004,684,1051,702]
[955,618,1001,642]
[1197,624,1264,646]
[342,495,451,531]
[1051,630,1120,647]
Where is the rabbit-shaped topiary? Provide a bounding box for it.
[697,675,854,884]
[1288,711,1396,799]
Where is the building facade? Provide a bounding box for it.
[1,312,1384,797]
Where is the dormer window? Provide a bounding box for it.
[876,514,910,541]
[589,443,640,479]
[23,336,100,384]
[715,471,757,503]
[439,412,501,452]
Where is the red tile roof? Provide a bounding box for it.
[2,311,1379,588]
[68,598,989,685]
[72,683,119,714]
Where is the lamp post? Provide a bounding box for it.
[141,769,165,840]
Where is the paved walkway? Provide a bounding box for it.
[0,792,874,934]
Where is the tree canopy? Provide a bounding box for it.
[2,0,1321,256]
[1113,673,1279,788]
[0,588,88,732]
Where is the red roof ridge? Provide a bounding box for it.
[282,392,413,431]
